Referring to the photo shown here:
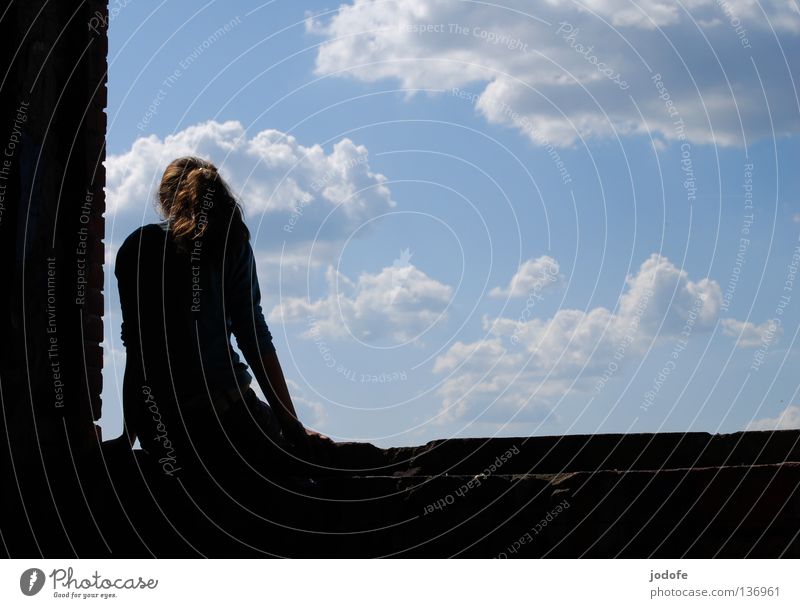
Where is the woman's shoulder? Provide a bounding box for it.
[116,222,169,259]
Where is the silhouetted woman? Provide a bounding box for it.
[114,156,329,478]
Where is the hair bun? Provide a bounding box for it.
[189,165,216,179]
[157,156,249,248]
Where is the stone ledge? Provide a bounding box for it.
[3,433,798,557]
[315,430,800,476]
[59,434,798,557]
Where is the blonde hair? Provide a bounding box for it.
[157,156,249,247]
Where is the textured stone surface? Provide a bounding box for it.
[5,432,798,557]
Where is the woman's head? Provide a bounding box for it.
[157,156,249,247]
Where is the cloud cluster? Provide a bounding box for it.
[433,253,772,422]
[308,0,800,146]
[105,120,395,245]
[721,317,783,348]
[269,257,453,344]
[489,255,561,298]
[747,404,800,430]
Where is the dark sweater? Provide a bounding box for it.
[115,221,276,449]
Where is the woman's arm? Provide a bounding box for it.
[249,348,306,441]
[227,238,320,449]
[120,361,140,447]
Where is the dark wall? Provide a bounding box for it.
[0,0,108,556]
[1,0,107,450]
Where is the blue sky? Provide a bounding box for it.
[102,0,800,447]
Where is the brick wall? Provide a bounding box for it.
[0,0,108,454]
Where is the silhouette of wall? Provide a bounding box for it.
[28,431,800,557]
[0,0,107,555]
[1,0,106,446]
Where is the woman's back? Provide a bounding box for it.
[116,221,250,398]
[114,157,278,462]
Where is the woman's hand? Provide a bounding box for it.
[282,424,335,462]
[305,428,335,444]
[281,422,313,455]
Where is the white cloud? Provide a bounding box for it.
[433,253,760,422]
[617,253,721,335]
[284,378,329,430]
[269,258,453,344]
[308,0,800,147]
[248,377,328,431]
[432,337,566,423]
[721,317,782,348]
[488,254,722,372]
[490,255,561,297]
[746,404,800,430]
[105,120,395,247]
[486,306,620,373]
